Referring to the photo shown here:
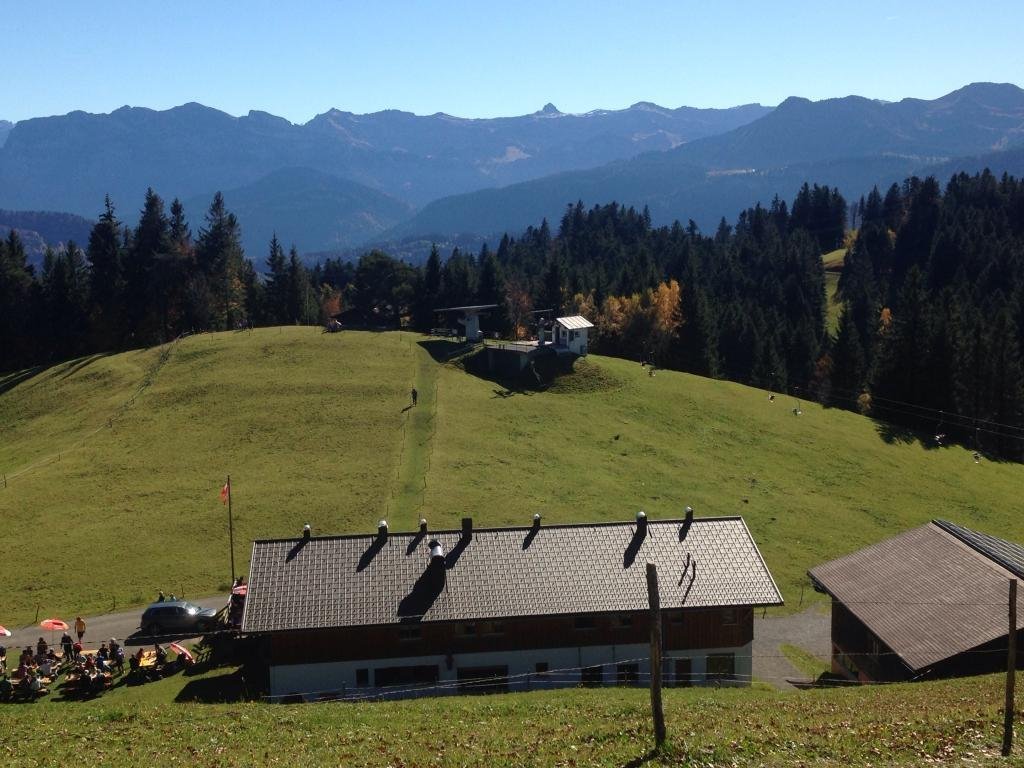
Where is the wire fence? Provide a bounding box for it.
[258,642,1021,703]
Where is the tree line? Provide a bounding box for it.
[1,189,324,370]
[2,172,1020,458]
[830,172,1024,459]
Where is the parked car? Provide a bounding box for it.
[140,601,218,636]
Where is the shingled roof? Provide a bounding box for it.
[242,517,782,634]
[809,520,1024,672]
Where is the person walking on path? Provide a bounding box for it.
[411,387,418,407]
[75,616,86,643]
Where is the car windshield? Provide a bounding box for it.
[185,605,199,615]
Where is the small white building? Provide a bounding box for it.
[553,315,594,356]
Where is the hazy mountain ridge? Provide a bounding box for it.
[390,83,1024,239]
[0,209,94,269]
[183,167,412,260]
[0,100,771,219]
[0,120,12,147]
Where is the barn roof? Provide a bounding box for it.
[555,315,594,330]
[242,516,782,634]
[809,520,1024,672]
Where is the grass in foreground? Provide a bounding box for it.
[4,674,1016,766]
[3,329,1024,623]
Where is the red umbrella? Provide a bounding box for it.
[0,626,11,637]
[231,584,248,596]
[40,619,69,631]
[168,642,194,663]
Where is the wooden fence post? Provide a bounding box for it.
[1004,578,1017,757]
[646,562,667,748]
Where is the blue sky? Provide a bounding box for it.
[4,0,1022,123]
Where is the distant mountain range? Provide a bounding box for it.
[390,83,1024,240]
[0,100,768,241]
[0,120,12,147]
[2,83,1022,260]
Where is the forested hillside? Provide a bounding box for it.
[2,170,1021,458]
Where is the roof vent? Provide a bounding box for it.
[685,506,693,524]
[532,513,542,527]
[419,518,428,534]
[302,524,311,539]
[636,510,648,534]
[378,519,388,537]
[461,517,473,539]
[429,539,445,564]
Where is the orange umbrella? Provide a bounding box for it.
[0,626,11,637]
[40,619,68,631]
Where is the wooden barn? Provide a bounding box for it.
[242,512,782,700]
[809,519,1024,682]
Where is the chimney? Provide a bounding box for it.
[636,510,648,535]
[378,519,388,538]
[461,517,473,539]
[532,513,541,528]
[419,518,428,534]
[429,539,445,564]
[302,524,311,540]
[685,506,693,525]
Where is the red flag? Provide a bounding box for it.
[220,481,230,505]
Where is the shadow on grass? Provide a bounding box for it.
[418,338,473,363]
[174,667,251,703]
[0,365,46,395]
[57,352,113,380]
[620,748,660,768]
[417,339,538,397]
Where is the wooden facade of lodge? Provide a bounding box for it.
[243,514,782,700]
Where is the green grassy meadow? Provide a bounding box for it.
[7,675,1017,766]
[3,327,1024,626]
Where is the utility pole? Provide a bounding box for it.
[646,562,667,748]
[1003,578,1017,757]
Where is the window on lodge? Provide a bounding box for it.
[355,668,369,687]
[616,663,639,686]
[397,625,421,641]
[574,615,596,630]
[374,664,439,689]
[706,653,735,684]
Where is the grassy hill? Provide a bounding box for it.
[3,327,1023,625]
[7,674,1016,766]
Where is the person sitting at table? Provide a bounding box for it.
[27,670,48,697]
[154,644,167,666]
[0,644,6,675]
[0,674,12,702]
[128,651,141,677]
[71,641,83,663]
[36,637,48,657]
[98,642,109,661]
[83,654,95,672]
[36,654,57,679]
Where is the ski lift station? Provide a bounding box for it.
[434,305,595,377]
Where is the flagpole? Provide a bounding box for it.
[227,475,235,583]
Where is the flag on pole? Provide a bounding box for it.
[220,480,230,505]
